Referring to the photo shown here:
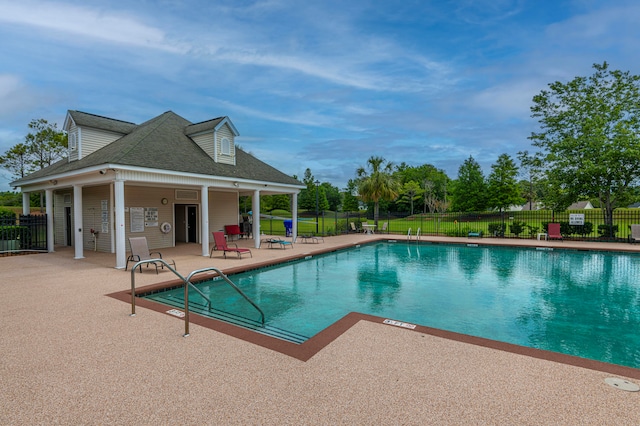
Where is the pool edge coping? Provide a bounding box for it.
[106,236,640,379]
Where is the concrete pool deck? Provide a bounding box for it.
[2,234,640,424]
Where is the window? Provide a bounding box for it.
[221,137,231,155]
[69,133,77,150]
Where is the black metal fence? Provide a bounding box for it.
[308,209,640,242]
[0,214,48,255]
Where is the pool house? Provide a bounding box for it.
[10,110,305,268]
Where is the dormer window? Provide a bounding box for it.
[221,137,231,155]
[69,132,77,150]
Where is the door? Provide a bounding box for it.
[65,207,72,246]
[174,204,198,243]
[187,205,197,243]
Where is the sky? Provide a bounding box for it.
[1,0,639,192]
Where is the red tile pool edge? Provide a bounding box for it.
[106,283,640,379]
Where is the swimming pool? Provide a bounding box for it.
[143,242,640,368]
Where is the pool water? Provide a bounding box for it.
[144,242,640,368]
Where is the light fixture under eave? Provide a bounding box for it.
[233,182,239,187]
[50,179,57,185]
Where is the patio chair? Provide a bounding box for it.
[547,223,563,241]
[224,224,243,240]
[261,237,294,249]
[211,231,252,258]
[350,222,360,233]
[126,237,176,274]
[629,224,640,243]
[381,222,388,233]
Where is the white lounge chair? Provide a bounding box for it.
[126,237,175,273]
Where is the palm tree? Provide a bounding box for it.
[357,156,399,227]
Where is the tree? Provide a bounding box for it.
[0,143,30,179]
[450,156,487,212]
[1,119,67,211]
[357,156,399,226]
[320,182,341,211]
[298,168,316,211]
[342,179,360,212]
[486,154,523,212]
[25,119,67,170]
[397,181,423,214]
[528,62,640,236]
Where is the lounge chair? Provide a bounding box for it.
[629,224,640,243]
[381,222,388,233]
[350,222,358,233]
[261,238,293,249]
[126,236,176,273]
[298,234,324,243]
[211,231,252,258]
[548,223,563,241]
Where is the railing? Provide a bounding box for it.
[130,260,265,337]
[288,209,640,241]
[0,214,48,255]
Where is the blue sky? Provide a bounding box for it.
[1,0,639,192]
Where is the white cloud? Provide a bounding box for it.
[0,0,185,52]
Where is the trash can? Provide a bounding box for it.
[283,220,293,237]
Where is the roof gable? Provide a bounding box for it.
[13,110,302,188]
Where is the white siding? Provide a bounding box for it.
[192,133,215,159]
[124,186,176,250]
[54,191,73,245]
[82,186,112,252]
[79,127,124,159]
[216,124,236,165]
[209,191,238,233]
[67,122,79,162]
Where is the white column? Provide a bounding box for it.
[22,192,30,215]
[114,180,126,269]
[291,192,298,241]
[45,189,54,252]
[201,185,209,257]
[73,184,84,259]
[252,190,260,248]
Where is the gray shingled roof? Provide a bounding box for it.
[68,110,137,134]
[13,111,302,187]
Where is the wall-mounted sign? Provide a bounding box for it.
[130,207,144,232]
[145,207,158,227]
[569,213,585,225]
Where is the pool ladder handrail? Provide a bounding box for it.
[407,227,421,241]
[130,259,265,337]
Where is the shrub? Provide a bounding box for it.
[526,224,540,237]
[488,223,506,237]
[597,224,618,238]
[509,221,526,236]
[0,225,30,241]
[0,207,17,223]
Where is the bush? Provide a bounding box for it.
[0,225,30,241]
[526,224,540,237]
[598,224,619,238]
[0,207,17,223]
[509,221,526,236]
[488,223,506,237]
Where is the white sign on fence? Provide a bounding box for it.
[569,213,585,225]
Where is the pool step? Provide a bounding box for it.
[147,295,310,344]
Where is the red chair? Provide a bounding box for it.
[548,223,563,241]
[210,231,252,258]
[224,224,243,240]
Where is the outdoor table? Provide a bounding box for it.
[362,224,376,234]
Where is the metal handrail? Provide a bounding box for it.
[184,267,265,337]
[129,260,265,337]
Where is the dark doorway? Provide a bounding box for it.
[175,204,198,243]
[65,207,72,246]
